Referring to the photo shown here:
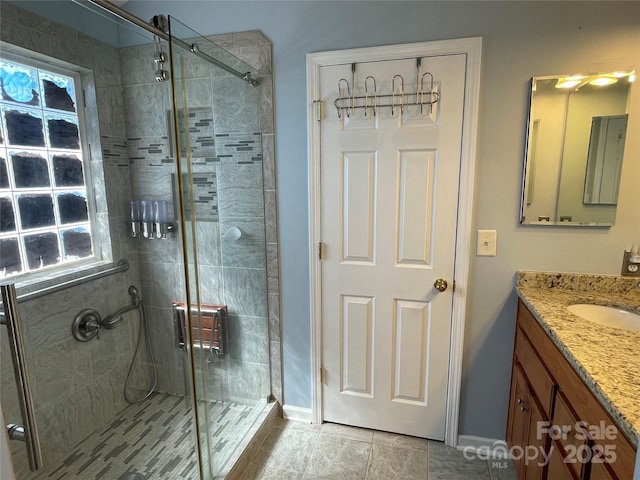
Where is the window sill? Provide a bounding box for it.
[12,258,129,302]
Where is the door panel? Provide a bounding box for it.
[320,54,466,439]
[396,149,436,267]
[392,299,430,405]
[341,294,374,397]
[341,151,377,264]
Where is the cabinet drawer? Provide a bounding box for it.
[515,327,556,416]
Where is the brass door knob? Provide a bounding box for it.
[434,278,448,292]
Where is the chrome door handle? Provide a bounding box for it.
[7,424,25,441]
[434,278,448,292]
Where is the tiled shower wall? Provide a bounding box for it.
[0,2,146,475]
[121,30,280,405]
[1,4,280,476]
[207,31,283,408]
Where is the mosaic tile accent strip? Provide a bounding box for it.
[100,135,128,166]
[175,171,218,222]
[214,132,262,165]
[128,136,172,166]
[182,107,216,163]
[26,393,260,480]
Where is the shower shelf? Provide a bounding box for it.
[130,221,177,239]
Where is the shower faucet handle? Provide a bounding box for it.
[72,309,102,342]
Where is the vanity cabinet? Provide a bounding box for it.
[507,363,547,480]
[507,300,636,480]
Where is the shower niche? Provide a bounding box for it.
[0,2,279,480]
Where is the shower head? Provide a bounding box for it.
[102,313,124,330]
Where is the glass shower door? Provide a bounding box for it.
[168,17,270,480]
[1,3,204,479]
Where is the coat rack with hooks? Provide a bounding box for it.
[333,58,440,118]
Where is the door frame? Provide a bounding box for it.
[307,37,482,447]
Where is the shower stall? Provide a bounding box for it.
[0,1,280,479]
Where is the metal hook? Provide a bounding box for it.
[392,74,404,116]
[338,78,351,118]
[364,76,377,118]
[415,58,422,105]
[420,72,434,115]
[350,63,357,117]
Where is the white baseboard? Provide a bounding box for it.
[456,435,511,459]
[282,405,313,423]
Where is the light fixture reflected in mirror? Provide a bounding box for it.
[521,69,634,226]
[589,77,617,86]
[554,70,634,90]
[555,75,585,89]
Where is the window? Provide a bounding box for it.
[0,54,99,280]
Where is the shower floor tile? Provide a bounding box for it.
[26,392,258,480]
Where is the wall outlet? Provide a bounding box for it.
[621,251,640,277]
[477,230,497,256]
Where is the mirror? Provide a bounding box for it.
[520,70,634,226]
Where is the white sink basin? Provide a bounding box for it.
[567,304,640,331]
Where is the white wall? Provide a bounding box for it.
[124,0,640,440]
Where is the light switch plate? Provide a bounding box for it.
[477,230,497,256]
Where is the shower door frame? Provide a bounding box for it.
[166,15,273,480]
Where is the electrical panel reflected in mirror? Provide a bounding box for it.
[520,70,634,226]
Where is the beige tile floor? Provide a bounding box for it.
[237,418,517,480]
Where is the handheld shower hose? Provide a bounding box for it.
[123,286,158,404]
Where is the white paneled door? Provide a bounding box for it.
[320,54,466,439]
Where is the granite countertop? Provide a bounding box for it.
[516,271,640,448]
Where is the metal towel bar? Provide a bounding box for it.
[12,259,130,305]
[0,258,129,471]
[0,284,43,471]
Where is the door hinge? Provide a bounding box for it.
[318,242,325,260]
[320,367,326,384]
[82,89,87,109]
[313,99,323,122]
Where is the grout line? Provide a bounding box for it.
[363,439,374,480]
[299,421,323,477]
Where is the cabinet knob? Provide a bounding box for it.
[520,405,528,413]
[517,398,523,405]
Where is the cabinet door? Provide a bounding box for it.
[552,392,588,479]
[589,461,617,480]
[507,363,532,479]
[507,363,549,480]
[547,441,580,480]
[523,393,547,480]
